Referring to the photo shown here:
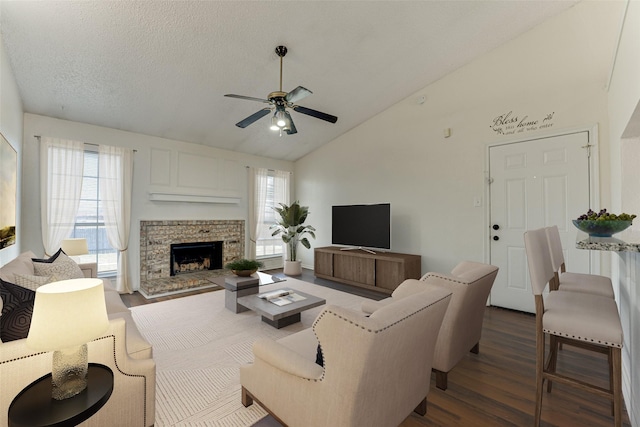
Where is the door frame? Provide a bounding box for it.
[483,125,601,304]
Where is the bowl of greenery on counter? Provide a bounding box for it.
[573,209,636,237]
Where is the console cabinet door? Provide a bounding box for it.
[314,251,333,276]
[334,255,375,286]
[375,260,404,291]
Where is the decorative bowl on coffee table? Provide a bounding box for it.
[572,220,632,237]
[232,269,257,277]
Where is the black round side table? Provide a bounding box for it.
[8,363,114,427]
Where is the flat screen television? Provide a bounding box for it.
[332,203,391,251]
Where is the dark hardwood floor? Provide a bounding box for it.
[122,269,631,427]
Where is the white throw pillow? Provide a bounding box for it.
[33,252,84,280]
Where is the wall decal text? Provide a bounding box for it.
[489,111,555,135]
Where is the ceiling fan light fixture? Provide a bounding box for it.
[270,115,280,131]
[225,45,338,133]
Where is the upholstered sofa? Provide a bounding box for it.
[0,251,155,426]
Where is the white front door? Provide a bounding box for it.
[489,130,592,313]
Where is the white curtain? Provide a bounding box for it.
[40,138,84,256]
[99,145,134,294]
[272,170,291,260]
[248,168,291,260]
[248,167,269,259]
[272,170,290,207]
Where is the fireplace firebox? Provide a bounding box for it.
[170,241,223,276]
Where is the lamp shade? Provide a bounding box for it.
[27,278,109,351]
[60,238,89,256]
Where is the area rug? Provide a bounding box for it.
[131,276,370,426]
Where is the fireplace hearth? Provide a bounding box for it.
[170,241,223,276]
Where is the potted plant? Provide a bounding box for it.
[225,258,264,277]
[270,201,316,276]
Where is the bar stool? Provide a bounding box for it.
[545,225,614,298]
[524,228,623,427]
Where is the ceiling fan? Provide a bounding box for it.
[225,46,338,135]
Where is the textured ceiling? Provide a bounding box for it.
[1,1,579,161]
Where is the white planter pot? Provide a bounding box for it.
[283,260,302,276]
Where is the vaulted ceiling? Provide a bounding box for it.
[1,1,579,161]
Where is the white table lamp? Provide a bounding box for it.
[61,238,89,260]
[26,278,109,400]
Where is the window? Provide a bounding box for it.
[255,171,289,258]
[69,150,117,274]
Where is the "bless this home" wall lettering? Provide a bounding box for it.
[489,111,555,136]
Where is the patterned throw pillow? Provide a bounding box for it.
[0,278,35,342]
[33,251,84,280]
[14,274,54,291]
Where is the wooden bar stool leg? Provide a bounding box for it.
[535,330,545,426]
[612,347,622,427]
[545,335,558,393]
[609,347,614,416]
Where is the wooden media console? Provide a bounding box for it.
[314,246,421,294]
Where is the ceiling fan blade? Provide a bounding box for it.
[235,108,271,128]
[285,86,312,104]
[284,111,297,135]
[292,105,338,124]
[225,94,271,104]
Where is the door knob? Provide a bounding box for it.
[493,236,499,241]
[492,224,500,230]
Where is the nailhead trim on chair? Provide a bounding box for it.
[542,328,622,349]
[96,334,150,427]
[0,350,48,365]
[420,270,496,285]
[310,293,453,382]
[312,293,452,333]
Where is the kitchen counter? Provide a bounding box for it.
[576,229,640,426]
[575,228,640,252]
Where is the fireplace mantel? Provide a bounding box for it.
[148,192,241,204]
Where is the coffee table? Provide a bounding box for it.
[236,288,326,329]
[223,275,260,313]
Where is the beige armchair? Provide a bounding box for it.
[240,286,453,427]
[362,260,499,390]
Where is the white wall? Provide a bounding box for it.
[0,34,24,266]
[295,1,623,274]
[607,1,640,424]
[22,113,294,290]
[609,1,640,215]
